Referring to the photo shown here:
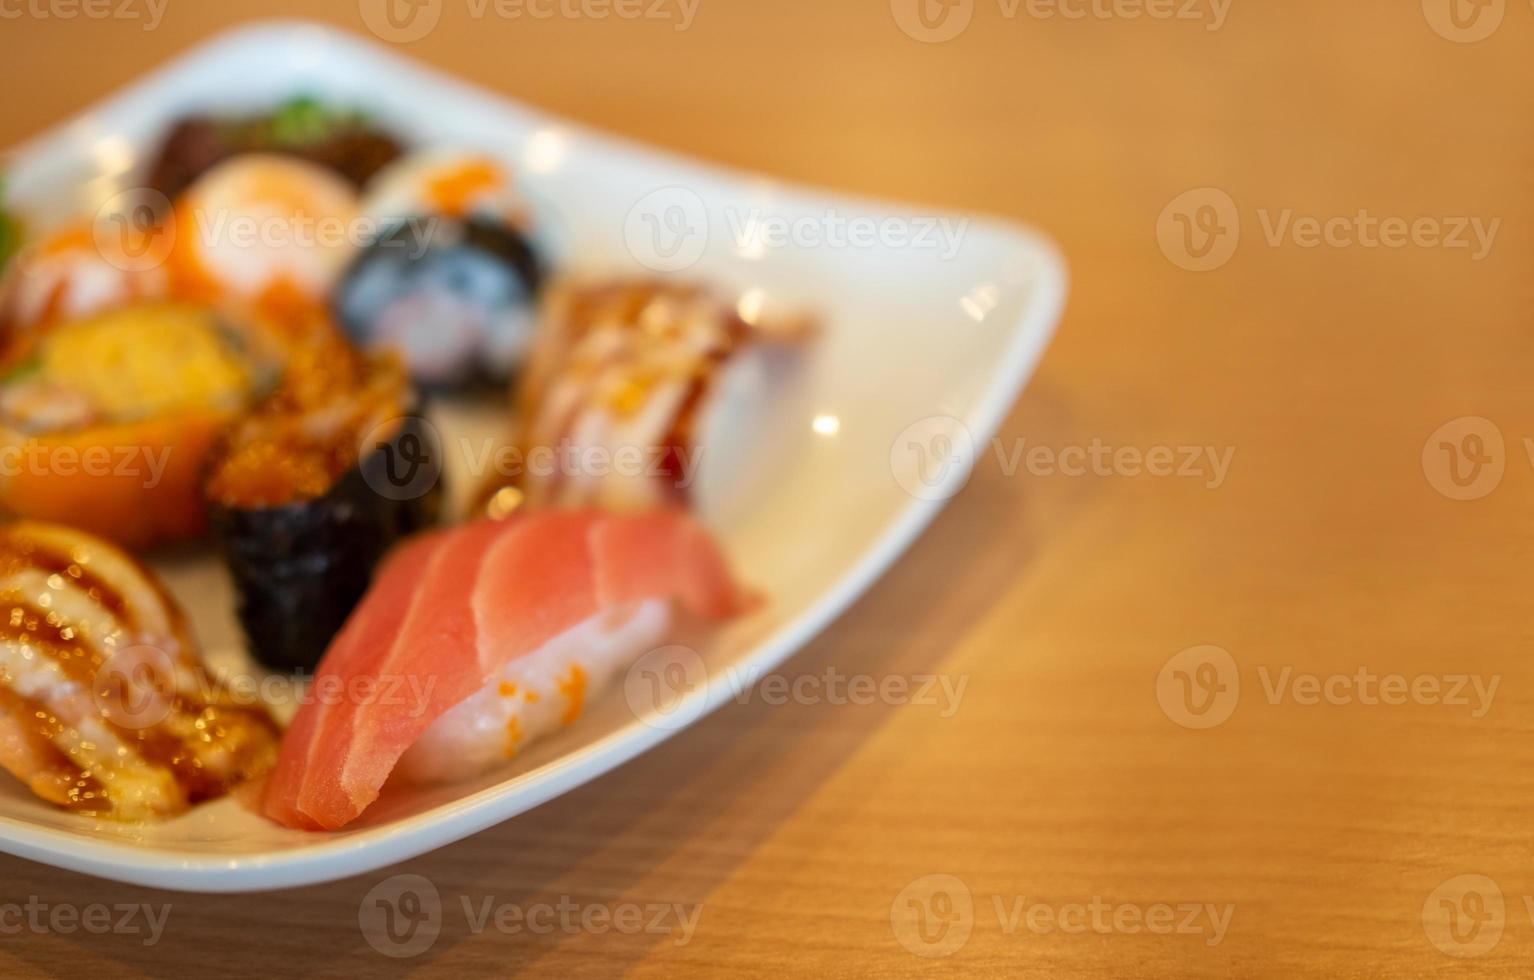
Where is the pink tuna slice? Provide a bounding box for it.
[263,510,749,831]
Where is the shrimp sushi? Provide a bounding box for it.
[0,218,170,338]
[168,154,361,311]
[262,508,750,831]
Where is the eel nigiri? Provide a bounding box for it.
[0,521,279,821]
[263,509,749,831]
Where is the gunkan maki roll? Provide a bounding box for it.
[205,336,442,672]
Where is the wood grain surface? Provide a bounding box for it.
[2,0,1531,975]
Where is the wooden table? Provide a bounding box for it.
[3,0,1531,974]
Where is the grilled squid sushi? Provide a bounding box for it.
[483,280,806,514]
[336,152,544,386]
[169,154,360,310]
[0,521,279,821]
[206,338,442,673]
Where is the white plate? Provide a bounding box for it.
[0,20,1065,892]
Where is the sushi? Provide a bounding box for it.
[335,152,544,386]
[262,508,750,831]
[360,150,530,230]
[168,154,362,312]
[0,521,279,821]
[480,279,808,514]
[0,302,289,548]
[205,334,442,673]
[146,96,405,204]
[0,218,170,339]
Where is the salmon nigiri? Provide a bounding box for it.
[263,509,750,831]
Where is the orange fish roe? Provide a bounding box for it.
[557,664,587,724]
[424,160,503,217]
[503,715,522,758]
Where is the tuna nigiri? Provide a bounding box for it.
[263,509,749,831]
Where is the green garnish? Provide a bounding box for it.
[0,176,23,273]
[269,96,369,147]
[0,353,42,385]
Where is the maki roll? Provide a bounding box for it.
[336,152,545,387]
[205,337,442,672]
[335,217,543,387]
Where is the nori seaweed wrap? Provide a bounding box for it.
[205,339,442,672]
[334,215,544,388]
